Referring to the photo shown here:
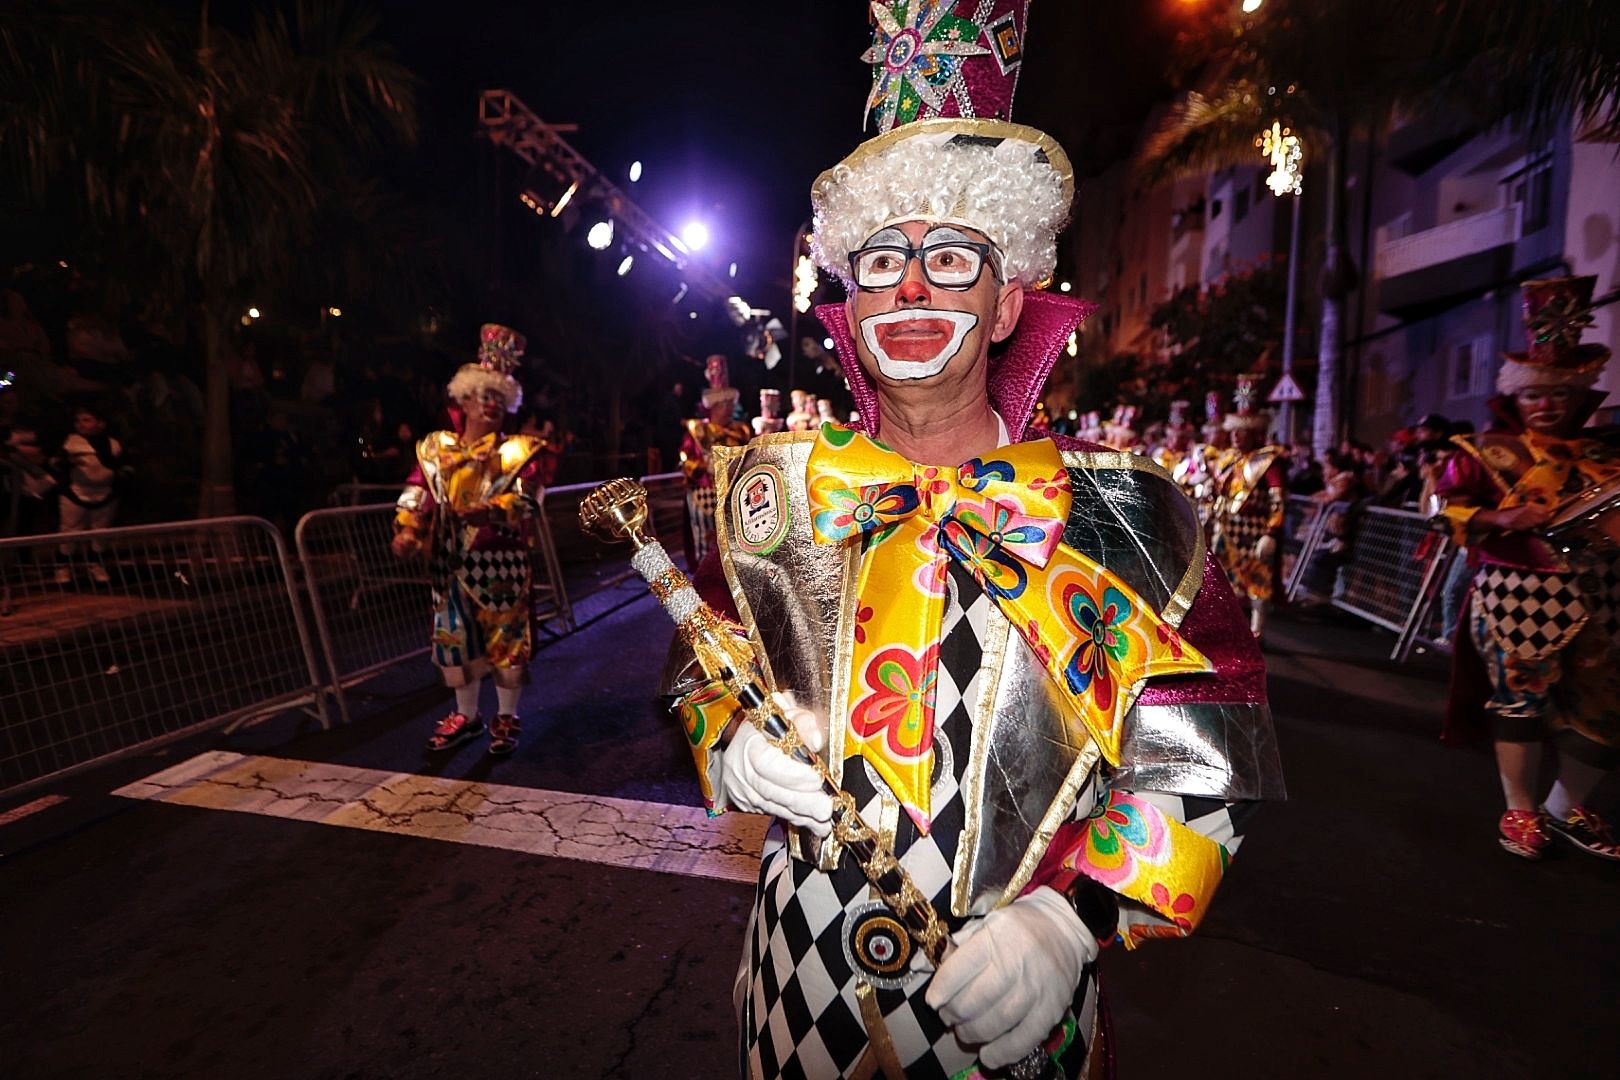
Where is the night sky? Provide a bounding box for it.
[370,0,1183,313]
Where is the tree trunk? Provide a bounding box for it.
[1311,122,1357,457]
[198,302,235,516]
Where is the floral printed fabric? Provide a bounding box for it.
[806,422,1213,832]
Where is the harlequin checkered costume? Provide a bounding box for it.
[1434,276,1620,865]
[660,4,1282,1075]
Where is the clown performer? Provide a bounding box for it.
[786,389,818,432]
[1209,376,1287,639]
[1431,277,1620,862]
[660,5,1282,1076]
[1151,400,1195,476]
[1100,404,1140,452]
[681,360,754,563]
[392,324,547,756]
[754,388,787,436]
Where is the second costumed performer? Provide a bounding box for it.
[661,4,1284,1077]
[393,324,548,757]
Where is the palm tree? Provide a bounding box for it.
[1136,0,1429,456]
[2,0,416,515]
[1135,0,1620,455]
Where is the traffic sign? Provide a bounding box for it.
[1268,373,1306,403]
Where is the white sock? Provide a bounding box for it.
[1544,757,1605,819]
[454,683,481,718]
[496,685,522,717]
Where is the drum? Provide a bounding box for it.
[1545,474,1620,554]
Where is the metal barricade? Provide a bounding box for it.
[295,504,436,723]
[1282,495,1328,601]
[328,482,414,507]
[297,471,684,723]
[0,516,328,794]
[1328,505,1454,660]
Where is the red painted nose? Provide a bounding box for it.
[895,262,931,306]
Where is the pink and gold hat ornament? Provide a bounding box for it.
[1496,276,1612,395]
[811,1,1092,440]
[810,1,1073,289]
[448,322,526,413]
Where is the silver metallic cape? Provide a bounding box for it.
[661,431,1282,914]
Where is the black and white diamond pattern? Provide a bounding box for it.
[455,545,530,611]
[741,563,1098,1078]
[1474,565,1590,659]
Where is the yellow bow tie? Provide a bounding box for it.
[806,423,1211,832]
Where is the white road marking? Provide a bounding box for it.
[115,751,767,884]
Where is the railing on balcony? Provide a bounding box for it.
[1375,204,1521,281]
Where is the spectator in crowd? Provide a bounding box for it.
[55,404,129,584]
[1285,438,1323,495]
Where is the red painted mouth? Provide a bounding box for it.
[875,318,953,361]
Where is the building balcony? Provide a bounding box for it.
[1375,205,1521,316]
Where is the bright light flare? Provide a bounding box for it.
[327,306,343,317]
[628,160,643,182]
[616,255,635,276]
[587,220,615,250]
[728,262,738,278]
[679,221,710,251]
[1059,281,1072,293]
[793,254,818,313]
[247,307,261,319]
[1258,120,1304,197]
[1242,0,1264,12]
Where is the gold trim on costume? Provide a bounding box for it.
[854,981,908,1080]
[712,443,780,697]
[1001,738,1103,909]
[953,599,1013,917]
[1058,449,1206,629]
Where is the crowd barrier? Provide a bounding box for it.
[0,517,328,793]
[1285,499,1455,661]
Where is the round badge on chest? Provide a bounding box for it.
[842,901,916,989]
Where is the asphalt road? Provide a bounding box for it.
[1,600,1616,1079]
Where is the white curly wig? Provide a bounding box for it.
[446,364,522,414]
[811,130,1071,288]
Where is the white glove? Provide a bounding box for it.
[1253,534,1277,562]
[925,886,1098,1070]
[720,702,833,836]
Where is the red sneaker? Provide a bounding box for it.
[426,711,484,752]
[488,714,520,757]
[1542,806,1620,861]
[1498,809,1550,860]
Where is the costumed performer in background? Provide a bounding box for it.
[661,4,1283,1076]
[1209,376,1287,640]
[392,324,546,757]
[1431,276,1620,861]
[681,356,753,563]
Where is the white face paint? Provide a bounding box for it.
[857,309,981,380]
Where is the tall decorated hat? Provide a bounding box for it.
[1223,374,1270,431]
[1167,399,1192,432]
[1497,276,1612,394]
[448,322,526,413]
[812,0,1091,437]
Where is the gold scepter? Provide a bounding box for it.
[581,479,1061,1080]
[579,478,951,963]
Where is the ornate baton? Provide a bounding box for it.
[579,479,951,961]
[581,479,1058,1080]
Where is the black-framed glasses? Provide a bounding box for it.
[848,240,999,291]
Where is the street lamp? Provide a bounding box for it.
[1258,120,1305,443]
